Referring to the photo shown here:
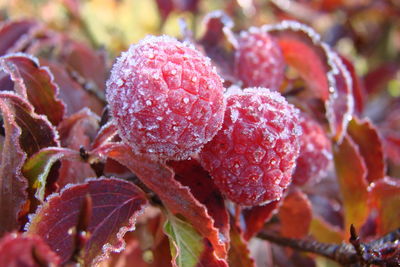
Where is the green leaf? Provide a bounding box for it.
[164,213,204,267]
[22,147,81,201]
[163,211,228,267]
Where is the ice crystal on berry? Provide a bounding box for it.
[200,87,301,206]
[106,35,226,160]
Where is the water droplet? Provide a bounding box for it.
[173,126,179,131]
[191,76,197,82]
[183,97,189,104]
[171,69,177,75]
[146,100,152,106]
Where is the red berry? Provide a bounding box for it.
[234,29,285,91]
[199,87,301,206]
[106,35,225,160]
[292,113,332,186]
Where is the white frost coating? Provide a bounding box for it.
[203,10,234,29]
[106,34,226,161]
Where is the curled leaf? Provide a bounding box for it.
[27,177,148,266]
[263,21,354,141]
[348,117,385,183]
[0,94,27,235]
[0,53,65,125]
[0,20,38,56]
[0,91,59,157]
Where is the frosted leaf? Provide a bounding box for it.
[259,20,354,142]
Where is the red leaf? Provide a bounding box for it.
[348,117,386,183]
[340,56,365,114]
[42,60,104,116]
[228,225,255,267]
[0,233,61,266]
[168,160,230,246]
[91,121,118,150]
[91,143,228,260]
[0,20,38,56]
[0,93,28,235]
[60,39,107,92]
[155,0,174,22]
[242,201,280,240]
[369,177,400,235]
[327,55,354,142]
[57,108,99,188]
[379,105,400,165]
[0,53,66,125]
[333,135,369,236]
[364,62,400,95]
[264,21,354,142]
[200,11,234,46]
[27,177,148,265]
[278,190,312,239]
[198,11,236,83]
[276,32,329,100]
[0,92,58,157]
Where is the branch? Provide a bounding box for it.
[257,227,400,266]
[258,230,357,265]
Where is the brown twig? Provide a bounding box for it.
[257,227,400,266]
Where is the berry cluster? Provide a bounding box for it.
[106,33,315,206]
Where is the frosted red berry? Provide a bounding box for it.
[106,35,225,160]
[292,113,332,186]
[199,87,301,206]
[234,29,285,91]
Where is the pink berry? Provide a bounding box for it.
[234,29,285,91]
[199,87,301,206]
[292,113,332,186]
[106,35,225,160]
